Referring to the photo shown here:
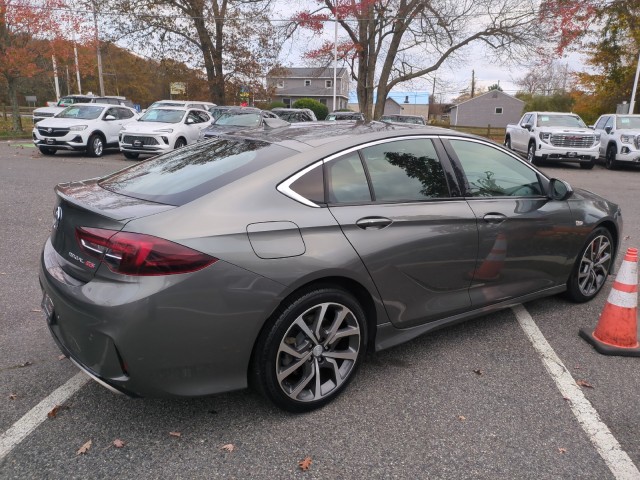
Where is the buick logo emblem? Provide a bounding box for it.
[47,128,53,133]
[133,140,142,147]
[53,206,62,229]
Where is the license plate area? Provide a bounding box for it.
[46,138,55,145]
[567,151,578,158]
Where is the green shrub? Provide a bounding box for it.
[292,98,329,120]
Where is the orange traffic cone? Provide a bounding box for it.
[579,247,640,356]
[472,233,507,281]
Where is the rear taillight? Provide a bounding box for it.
[76,227,217,276]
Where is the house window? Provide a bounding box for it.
[277,80,285,88]
[283,98,291,107]
[495,107,503,114]
[304,80,311,87]
[325,80,332,88]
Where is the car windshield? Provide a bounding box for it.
[214,112,261,127]
[537,114,586,128]
[208,107,230,121]
[58,97,91,107]
[99,138,296,205]
[617,116,640,129]
[139,109,185,123]
[57,105,104,119]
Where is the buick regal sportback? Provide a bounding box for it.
[40,122,622,412]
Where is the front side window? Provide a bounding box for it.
[361,139,449,201]
[594,116,608,130]
[449,140,543,197]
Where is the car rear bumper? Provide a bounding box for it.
[39,237,284,398]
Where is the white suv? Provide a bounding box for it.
[592,114,640,169]
[119,107,212,159]
[33,103,138,157]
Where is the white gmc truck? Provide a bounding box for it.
[505,112,600,169]
[592,114,640,169]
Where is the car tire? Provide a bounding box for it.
[123,152,139,160]
[580,158,595,170]
[605,145,618,170]
[565,227,614,303]
[251,287,367,412]
[527,142,540,165]
[87,134,104,157]
[174,138,187,149]
[38,146,56,156]
[504,136,511,150]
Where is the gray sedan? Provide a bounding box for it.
[39,122,621,412]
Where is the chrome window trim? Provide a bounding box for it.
[278,135,447,207]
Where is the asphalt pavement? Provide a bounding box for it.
[0,142,639,479]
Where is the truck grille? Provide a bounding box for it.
[37,127,70,137]
[122,135,159,146]
[635,136,640,150]
[550,134,595,148]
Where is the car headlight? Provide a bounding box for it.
[539,131,551,143]
[69,125,87,131]
[620,134,635,144]
[155,128,173,133]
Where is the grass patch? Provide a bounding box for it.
[0,117,33,139]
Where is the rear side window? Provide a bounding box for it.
[99,139,296,205]
[326,152,371,203]
[361,139,449,201]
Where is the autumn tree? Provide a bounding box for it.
[540,0,640,114]
[0,0,78,131]
[291,0,542,121]
[101,0,282,104]
[515,59,573,95]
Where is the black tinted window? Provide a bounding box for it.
[361,139,449,201]
[99,139,296,205]
[326,152,371,203]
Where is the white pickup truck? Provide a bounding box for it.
[505,112,600,169]
[592,114,640,169]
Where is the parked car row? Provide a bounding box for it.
[505,111,640,170]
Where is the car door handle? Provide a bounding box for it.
[356,217,392,230]
[483,213,507,224]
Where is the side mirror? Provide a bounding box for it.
[548,178,573,201]
[186,117,194,124]
[104,114,116,121]
[523,123,532,131]
[605,126,612,134]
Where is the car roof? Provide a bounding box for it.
[217,121,473,152]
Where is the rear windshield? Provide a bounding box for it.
[99,138,296,205]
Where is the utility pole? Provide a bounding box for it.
[52,56,61,101]
[630,50,640,114]
[92,0,105,96]
[74,44,82,94]
[332,15,338,111]
[471,70,475,98]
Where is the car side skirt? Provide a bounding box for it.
[375,285,566,351]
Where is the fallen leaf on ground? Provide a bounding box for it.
[220,443,235,452]
[169,431,182,437]
[9,393,17,400]
[576,380,594,389]
[76,440,92,455]
[473,369,483,375]
[58,354,67,360]
[458,415,466,421]
[18,361,33,368]
[47,405,61,418]
[298,457,312,471]
[558,447,567,454]
[624,235,630,240]
[113,439,125,448]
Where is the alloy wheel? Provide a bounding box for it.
[577,234,612,297]
[275,302,361,403]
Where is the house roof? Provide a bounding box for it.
[268,67,348,79]
[451,90,524,109]
[348,91,429,105]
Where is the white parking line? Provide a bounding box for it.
[512,304,640,480]
[0,372,89,462]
